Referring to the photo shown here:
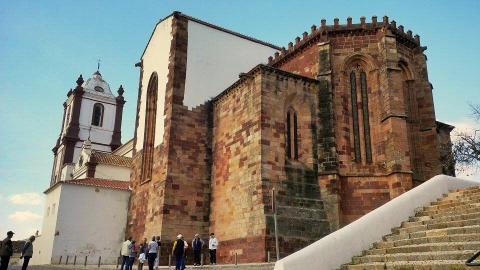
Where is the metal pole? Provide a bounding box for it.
[84,256,88,267]
[201,253,204,266]
[168,254,171,269]
[98,256,101,268]
[272,188,280,261]
[267,251,270,263]
[234,253,238,265]
[74,255,77,266]
[66,255,69,265]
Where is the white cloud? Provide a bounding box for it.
[8,192,42,205]
[8,211,42,222]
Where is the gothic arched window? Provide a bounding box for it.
[141,73,158,183]
[286,108,299,160]
[350,71,361,162]
[91,103,104,127]
[349,69,372,163]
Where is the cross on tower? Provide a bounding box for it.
[97,59,101,71]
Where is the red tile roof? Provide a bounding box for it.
[90,151,132,167]
[45,178,131,193]
[66,178,131,191]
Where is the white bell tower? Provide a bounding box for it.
[50,70,125,186]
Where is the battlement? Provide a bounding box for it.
[267,16,422,66]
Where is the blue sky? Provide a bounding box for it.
[0,0,479,239]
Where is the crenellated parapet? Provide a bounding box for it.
[267,16,423,67]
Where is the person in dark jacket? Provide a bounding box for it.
[0,231,14,270]
[191,234,204,266]
[20,236,35,270]
[172,235,185,270]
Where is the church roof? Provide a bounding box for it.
[81,70,115,97]
[66,178,130,191]
[90,151,132,167]
[45,178,130,194]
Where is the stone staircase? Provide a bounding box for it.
[342,186,480,270]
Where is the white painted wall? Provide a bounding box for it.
[274,175,480,270]
[78,96,116,145]
[112,139,133,158]
[184,20,277,108]
[94,164,131,181]
[135,16,278,151]
[31,186,62,265]
[38,184,130,265]
[135,17,173,151]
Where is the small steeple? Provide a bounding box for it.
[76,74,84,86]
[117,85,124,96]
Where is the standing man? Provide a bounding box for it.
[20,235,35,270]
[191,234,203,266]
[147,236,158,270]
[208,233,218,265]
[0,231,14,270]
[120,237,132,270]
[172,235,185,270]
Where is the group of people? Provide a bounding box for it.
[121,233,218,270]
[0,231,36,270]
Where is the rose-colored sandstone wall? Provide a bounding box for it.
[127,15,449,264]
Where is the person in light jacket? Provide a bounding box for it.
[120,237,132,270]
[208,233,218,265]
[20,235,35,270]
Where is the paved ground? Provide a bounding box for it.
[7,263,275,270]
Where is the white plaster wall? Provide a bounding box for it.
[78,97,116,145]
[60,164,74,181]
[53,146,64,183]
[135,17,173,151]
[50,184,130,265]
[94,164,131,181]
[184,20,278,108]
[30,186,62,265]
[112,139,133,158]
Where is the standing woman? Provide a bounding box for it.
[128,240,137,270]
[21,236,35,270]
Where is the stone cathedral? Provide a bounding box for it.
[123,12,455,263]
[37,11,458,265]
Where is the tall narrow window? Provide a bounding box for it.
[293,112,299,159]
[360,72,372,163]
[141,73,158,183]
[286,109,299,160]
[91,103,104,127]
[350,71,361,162]
[286,111,291,159]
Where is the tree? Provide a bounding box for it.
[452,104,480,175]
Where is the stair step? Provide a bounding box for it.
[344,260,471,270]
[418,203,480,216]
[394,217,480,234]
[352,250,475,264]
[424,198,480,211]
[374,233,480,249]
[365,241,480,255]
[432,193,480,205]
